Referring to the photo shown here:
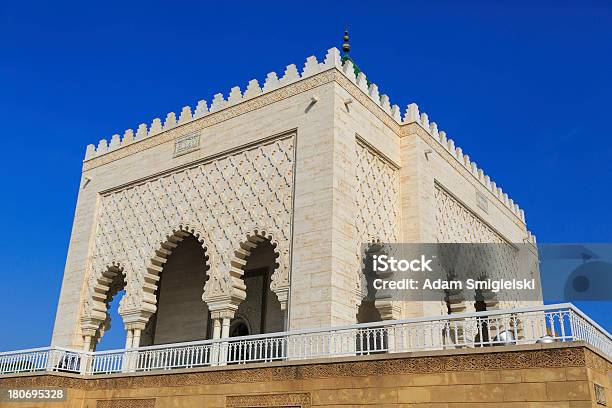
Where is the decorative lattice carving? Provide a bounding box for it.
[226,392,311,408]
[435,184,505,244]
[354,139,400,304]
[96,399,155,408]
[81,134,295,330]
[435,184,524,309]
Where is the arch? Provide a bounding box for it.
[229,228,286,309]
[80,263,127,350]
[88,264,125,321]
[229,315,251,337]
[141,224,212,315]
[143,231,211,345]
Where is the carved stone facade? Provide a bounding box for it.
[80,135,295,345]
[51,47,536,350]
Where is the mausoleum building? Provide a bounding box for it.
[50,45,538,352]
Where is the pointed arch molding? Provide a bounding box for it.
[81,133,296,332]
[229,228,290,310]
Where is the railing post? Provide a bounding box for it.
[568,308,578,342]
[387,325,396,353]
[45,348,57,372]
[79,351,91,375]
[284,332,300,361]
[79,335,92,375]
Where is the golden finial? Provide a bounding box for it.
[342,28,350,55]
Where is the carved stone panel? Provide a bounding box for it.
[96,399,155,408]
[226,392,311,408]
[435,184,505,244]
[353,139,400,302]
[354,139,400,245]
[434,184,527,309]
[82,134,295,329]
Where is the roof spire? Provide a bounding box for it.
[342,28,350,55]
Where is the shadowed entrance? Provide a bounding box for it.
[140,234,210,346]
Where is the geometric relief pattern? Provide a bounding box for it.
[354,140,400,245]
[81,134,295,328]
[96,399,155,408]
[354,139,400,301]
[226,392,311,408]
[435,183,505,244]
[434,184,521,308]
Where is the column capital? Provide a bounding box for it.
[121,309,152,331]
[273,287,289,311]
[210,309,236,320]
[80,317,100,337]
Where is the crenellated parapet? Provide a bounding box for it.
[401,102,528,225]
[83,48,344,161]
[84,47,407,161]
[83,46,528,228]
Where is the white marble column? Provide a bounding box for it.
[210,313,222,365]
[221,316,231,339]
[132,329,142,349]
[79,335,92,375]
[212,318,221,340]
[82,335,92,351]
[124,329,134,349]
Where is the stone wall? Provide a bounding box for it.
[1,344,609,407]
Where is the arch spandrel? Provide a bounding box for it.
[80,135,296,330]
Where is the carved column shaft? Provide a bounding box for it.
[212,318,221,340]
[125,330,134,349]
[132,329,142,348]
[82,335,92,352]
[221,317,231,339]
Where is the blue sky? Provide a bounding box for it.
[0,1,610,351]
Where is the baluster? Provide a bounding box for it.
[262,340,266,362]
[548,313,556,338]
[559,312,567,341]
[477,319,484,347]
[513,315,519,343]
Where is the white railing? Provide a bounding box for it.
[1,303,610,376]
